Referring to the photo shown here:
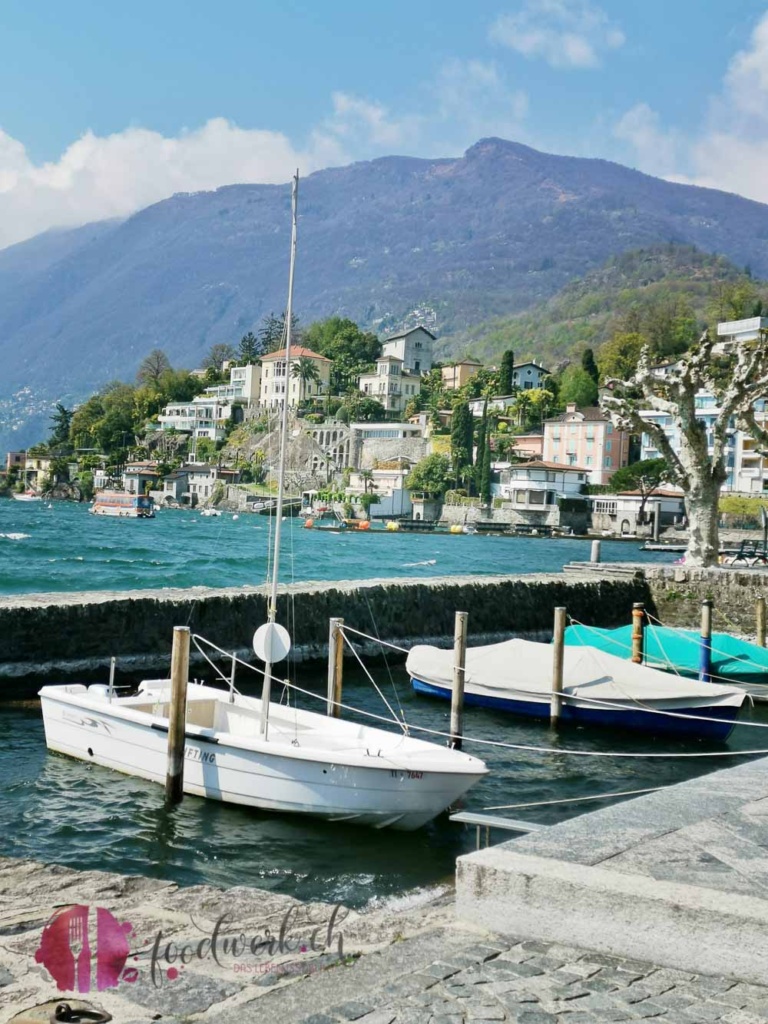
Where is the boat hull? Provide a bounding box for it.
[39,687,485,830]
[411,677,741,741]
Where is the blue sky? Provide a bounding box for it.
[1,0,768,248]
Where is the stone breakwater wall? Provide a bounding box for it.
[644,564,768,634]
[0,573,646,688]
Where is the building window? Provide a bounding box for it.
[605,440,612,452]
[585,456,593,466]
[604,457,611,468]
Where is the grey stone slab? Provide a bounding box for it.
[0,967,13,987]
[464,1003,505,1020]
[355,1013,397,1024]
[329,1000,378,1020]
[721,1012,768,1024]
[117,970,243,1016]
[298,1016,339,1024]
[714,983,768,1009]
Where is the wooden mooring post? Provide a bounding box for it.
[165,625,191,807]
[551,606,566,726]
[699,599,713,683]
[631,603,645,664]
[327,617,344,717]
[450,611,468,750]
[590,540,602,564]
[757,597,766,648]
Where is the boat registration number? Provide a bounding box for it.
[390,770,423,780]
[185,746,216,764]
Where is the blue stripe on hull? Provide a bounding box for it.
[411,679,739,741]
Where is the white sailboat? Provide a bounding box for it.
[38,172,487,830]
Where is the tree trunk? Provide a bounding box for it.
[685,481,720,566]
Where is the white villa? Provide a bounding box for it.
[158,363,261,443]
[494,461,589,507]
[358,355,421,417]
[259,346,331,409]
[380,326,435,375]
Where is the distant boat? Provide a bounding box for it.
[12,492,42,502]
[199,508,222,517]
[91,490,155,518]
[408,637,746,740]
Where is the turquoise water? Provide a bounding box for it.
[0,498,674,596]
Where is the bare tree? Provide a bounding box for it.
[137,349,172,386]
[601,330,768,566]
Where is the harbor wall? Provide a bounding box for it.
[644,565,768,635]
[0,573,648,689]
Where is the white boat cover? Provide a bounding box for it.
[406,639,745,710]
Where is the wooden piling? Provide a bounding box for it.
[327,617,344,717]
[699,599,713,683]
[450,611,468,750]
[551,606,566,726]
[758,597,766,648]
[631,603,645,664]
[165,625,191,807]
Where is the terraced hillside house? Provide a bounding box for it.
[543,404,631,486]
[358,355,422,417]
[442,359,482,390]
[380,326,435,375]
[259,346,331,409]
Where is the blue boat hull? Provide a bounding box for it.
[410,678,740,741]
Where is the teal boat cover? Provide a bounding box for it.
[564,624,768,683]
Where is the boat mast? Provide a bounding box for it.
[260,170,299,737]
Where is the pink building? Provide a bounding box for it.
[542,404,630,486]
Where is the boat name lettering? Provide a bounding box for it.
[185,746,216,764]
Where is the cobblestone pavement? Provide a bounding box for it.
[281,936,768,1024]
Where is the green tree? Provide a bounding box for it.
[479,428,492,504]
[259,312,301,354]
[48,404,74,452]
[450,400,474,487]
[291,356,321,400]
[204,343,237,373]
[474,401,488,494]
[499,350,515,394]
[581,348,599,384]
[559,365,598,408]
[238,332,262,363]
[597,332,646,382]
[607,458,669,521]
[406,453,451,496]
[137,349,172,386]
[303,317,380,394]
[358,491,380,519]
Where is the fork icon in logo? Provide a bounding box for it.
[68,908,91,993]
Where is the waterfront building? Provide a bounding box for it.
[543,404,631,486]
[490,460,589,532]
[380,326,435,375]
[4,451,25,474]
[590,491,685,537]
[259,346,332,410]
[183,464,241,504]
[441,359,483,390]
[357,355,422,417]
[122,461,161,495]
[203,363,261,403]
[158,395,236,443]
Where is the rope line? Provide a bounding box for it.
[339,624,410,654]
[484,786,662,811]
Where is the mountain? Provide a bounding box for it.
[5,136,768,448]
[452,244,759,369]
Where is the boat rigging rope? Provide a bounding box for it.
[338,624,409,654]
[484,786,662,811]
[189,633,768,757]
[363,591,407,723]
[339,629,406,732]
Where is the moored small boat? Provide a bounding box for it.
[408,637,746,739]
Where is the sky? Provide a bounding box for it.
[1,0,768,250]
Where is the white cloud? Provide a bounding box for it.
[0,118,348,251]
[613,104,682,179]
[614,12,768,204]
[490,0,625,69]
[433,60,529,141]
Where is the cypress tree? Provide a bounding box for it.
[475,400,488,494]
[480,431,492,505]
[581,348,599,384]
[499,350,515,394]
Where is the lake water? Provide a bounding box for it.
[0,498,674,596]
[2,496,723,909]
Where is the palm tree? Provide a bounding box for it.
[291,357,321,403]
[359,469,376,493]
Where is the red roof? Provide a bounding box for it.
[261,346,331,363]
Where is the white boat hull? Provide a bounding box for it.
[39,683,486,830]
[12,493,41,501]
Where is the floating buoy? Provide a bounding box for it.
[304,519,314,529]
[232,514,239,521]
[449,524,463,534]
[386,521,400,532]
[358,520,371,531]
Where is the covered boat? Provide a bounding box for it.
[407,638,746,739]
[565,623,768,687]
